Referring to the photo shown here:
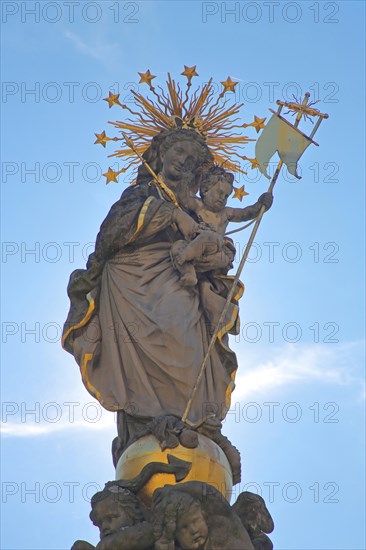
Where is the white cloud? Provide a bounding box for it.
[1,408,115,437]
[1,341,363,437]
[234,341,364,400]
[64,30,118,66]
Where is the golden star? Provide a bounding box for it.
[220,76,238,93]
[103,92,121,108]
[103,167,119,184]
[252,116,266,133]
[94,131,110,148]
[232,185,249,201]
[138,69,156,87]
[181,65,199,81]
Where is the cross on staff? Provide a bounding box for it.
[182,92,329,423]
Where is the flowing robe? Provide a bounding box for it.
[62,182,242,424]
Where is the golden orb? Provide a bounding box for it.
[115,434,233,507]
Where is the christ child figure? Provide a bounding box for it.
[171,166,273,286]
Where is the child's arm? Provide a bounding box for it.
[226,192,273,223]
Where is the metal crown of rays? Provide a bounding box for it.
[94,66,267,185]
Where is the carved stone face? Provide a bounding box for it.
[176,504,209,549]
[91,496,131,539]
[160,141,199,184]
[202,178,232,212]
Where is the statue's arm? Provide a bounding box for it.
[93,191,174,258]
[226,193,273,223]
[131,198,200,242]
[132,198,179,240]
[226,204,260,223]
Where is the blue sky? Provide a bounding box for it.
[1,1,365,549]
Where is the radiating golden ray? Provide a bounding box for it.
[98,68,260,180]
[111,122,159,137]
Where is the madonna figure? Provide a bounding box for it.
[63,129,246,425]
[62,75,272,466]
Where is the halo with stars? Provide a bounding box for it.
[95,66,267,184]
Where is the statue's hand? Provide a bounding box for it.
[258,192,273,211]
[176,179,191,206]
[173,209,199,240]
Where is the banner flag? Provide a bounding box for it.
[255,113,313,179]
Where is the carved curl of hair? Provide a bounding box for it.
[136,128,214,187]
[89,486,144,527]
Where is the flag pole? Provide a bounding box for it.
[182,92,316,424]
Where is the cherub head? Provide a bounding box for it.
[89,485,144,540]
[199,166,234,213]
[175,496,208,550]
[154,490,209,550]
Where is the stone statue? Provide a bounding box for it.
[71,482,264,550]
[62,128,271,452]
[62,67,291,550]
